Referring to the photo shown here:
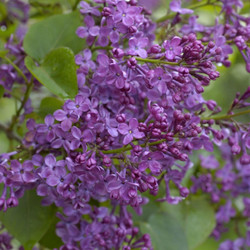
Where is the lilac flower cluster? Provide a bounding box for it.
[0,0,249,249]
[177,0,250,71]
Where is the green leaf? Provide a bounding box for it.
[140,213,188,250]
[0,22,18,40]
[184,198,216,249]
[194,219,247,250]
[23,12,84,63]
[39,96,64,118]
[25,47,78,98]
[0,85,4,98]
[161,197,216,249]
[29,0,62,4]
[0,190,55,250]
[0,3,7,22]
[39,216,63,248]
[128,199,160,224]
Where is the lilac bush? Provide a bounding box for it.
[0,0,249,249]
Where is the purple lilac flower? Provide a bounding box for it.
[10,160,37,183]
[79,1,101,16]
[76,16,100,45]
[118,118,144,144]
[127,37,149,58]
[114,1,142,27]
[199,155,219,169]
[163,36,183,61]
[106,63,126,89]
[139,152,163,175]
[169,0,193,14]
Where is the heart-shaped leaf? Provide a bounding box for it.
[0,190,55,250]
[23,12,84,63]
[140,212,188,250]
[25,47,78,99]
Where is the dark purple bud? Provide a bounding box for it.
[195,85,204,93]
[132,227,139,235]
[206,100,217,111]
[103,156,111,166]
[128,189,137,198]
[235,36,246,50]
[123,82,131,92]
[231,144,241,155]
[188,33,196,42]
[138,122,147,132]
[129,0,137,6]
[139,182,148,192]
[149,44,161,53]
[117,227,126,237]
[179,153,188,161]
[112,48,125,59]
[75,154,86,163]
[7,196,18,208]
[128,26,137,33]
[240,154,250,165]
[132,169,141,179]
[180,187,189,197]
[170,147,180,156]
[215,47,222,55]
[133,145,142,155]
[208,41,215,48]
[110,190,120,200]
[116,114,126,123]
[173,93,182,103]
[151,128,161,137]
[102,7,112,16]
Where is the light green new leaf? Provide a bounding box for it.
[23,12,84,62]
[25,47,78,99]
[0,190,55,250]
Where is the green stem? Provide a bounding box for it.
[72,0,81,10]
[8,80,33,132]
[90,45,181,65]
[156,0,219,23]
[135,57,180,66]
[202,109,250,121]
[0,56,29,85]
[0,124,22,143]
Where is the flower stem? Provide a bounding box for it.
[135,57,180,66]
[0,56,29,85]
[8,80,33,132]
[202,109,250,121]
[0,124,22,143]
[72,0,81,10]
